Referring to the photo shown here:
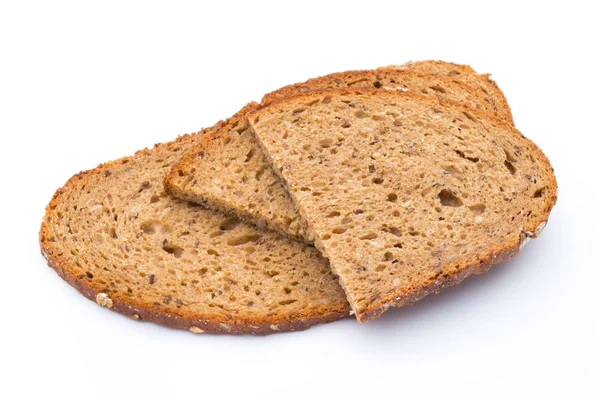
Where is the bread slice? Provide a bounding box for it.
[248,88,557,322]
[40,110,350,334]
[165,67,513,242]
[395,60,514,125]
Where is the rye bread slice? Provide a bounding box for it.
[165,67,512,242]
[395,60,514,125]
[40,110,350,335]
[248,88,557,322]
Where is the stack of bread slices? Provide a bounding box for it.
[40,61,557,334]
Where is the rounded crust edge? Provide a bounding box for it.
[358,222,545,322]
[260,68,505,122]
[387,60,515,126]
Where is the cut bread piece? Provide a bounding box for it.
[40,112,350,334]
[249,88,557,322]
[165,68,512,242]
[395,60,514,125]
[165,114,314,242]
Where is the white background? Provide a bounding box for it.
[1,1,598,399]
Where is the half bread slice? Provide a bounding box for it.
[248,88,556,322]
[40,111,350,334]
[166,67,513,242]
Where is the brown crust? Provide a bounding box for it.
[164,67,516,241]
[161,107,304,235]
[389,60,515,125]
[40,128,350,335]
[162,110,311,242]
[261,68,510,123]
[247,87,557,323]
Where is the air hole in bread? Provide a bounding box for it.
[455,150,479,163]
[139,181,151,192]
[355,110,369,119]
[226,234,261,246]
[245,148,255,163]
[209,230,224,238]
[469,203,486,214]
[429,84,447,94]
[207,248,219,256]
[326,211,341,218]
[347,78,368,86]
[359,233,378,240]
[438,189,463,207]
[332,227,347,234]
[387,193,398,202]
[533,188,545,198]
[219,218,239,231]
[504,160,517,175]
[242,245,256,254]
[443,165,460,175]
[293,107,306,115]
[150,195,160,203]
[373,81,382,88]
[140,221,160,235]
[462,111,476,122]
[384,226,402,237]
[319,138,334,148]
[279,299,297,306]
[162,240,184,258]
[372,177,384,184]
[255,167,267,180]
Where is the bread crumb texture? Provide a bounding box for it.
[250,88,556,322]
[165,64,514,243]
[40,125,350,334]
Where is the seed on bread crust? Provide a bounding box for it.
[96,293,113,309]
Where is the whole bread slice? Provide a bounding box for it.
[40,110,350,334]
[165,67,512,242]
[248,88,557,322]
[395,60,514,125]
